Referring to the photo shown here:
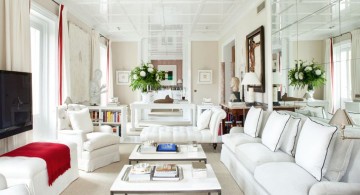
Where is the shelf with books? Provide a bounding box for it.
[88,105,127,137]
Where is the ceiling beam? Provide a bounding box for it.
[190,0,207,34]
[118,3,141,37]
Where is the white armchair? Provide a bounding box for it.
[0,173,30,195]
[57,104,120,172]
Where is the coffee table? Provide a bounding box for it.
[110,164,221,195]
[128,144,207,164]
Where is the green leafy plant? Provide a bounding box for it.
[288,60,326,90]
[130,62,165,93]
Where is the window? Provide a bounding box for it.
[100,43,107,106]
[30,4,57,140]
[333,40,352,110]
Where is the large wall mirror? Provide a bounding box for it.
[271,0,360,113]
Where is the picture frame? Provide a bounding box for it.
[116,71,131,85]
[158,65,177,86]
[197,70,212,84]
[246,25,265,92]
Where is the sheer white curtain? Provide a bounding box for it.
[58,5,71,104]
[324,38,334,113]
[91,30,100,75]
[0,0,31,153]
[3,0,31,72]
[107,40,114,100]
[351,29,360,99]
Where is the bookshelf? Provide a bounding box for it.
[88,105,127,137]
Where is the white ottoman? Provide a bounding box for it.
[0,141,79,195]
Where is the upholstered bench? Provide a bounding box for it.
[0,141,79,195]
[140,107,226,148]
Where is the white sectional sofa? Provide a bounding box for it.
[221,108,360,195]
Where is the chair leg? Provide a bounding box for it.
[212,143,217,150]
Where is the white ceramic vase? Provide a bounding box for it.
[141,92,154,103]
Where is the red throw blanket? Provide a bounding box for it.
[1,142,71,186]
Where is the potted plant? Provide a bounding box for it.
[130,62,165,102]
[288,60,326,99]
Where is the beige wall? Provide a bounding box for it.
[218,0,268,103]
[191,41,219,105]
[292,40,325,99]
[112,42,139,107]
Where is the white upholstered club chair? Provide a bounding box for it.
[57,104,120,172]
[0,173,30,195]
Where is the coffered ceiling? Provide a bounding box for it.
[54,0,256,42]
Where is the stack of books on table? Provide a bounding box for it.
[128,163,152,182]
[140,141,157,153]
[192,162,207,179]
[152,164,180,181]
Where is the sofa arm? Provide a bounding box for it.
[93,125,113,133]
[309,182,360,195]
[230,127,244,134]
[58,130,86,157]
[0,174,7,190]
[0,184,30,195]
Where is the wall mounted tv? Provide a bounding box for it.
[0,70,32,139]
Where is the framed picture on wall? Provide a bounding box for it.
[197,70,212,84]
[116,71,130,85]
[246,25,265,92]
[158,65,177,86]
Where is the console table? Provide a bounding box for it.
[220,103,300,134]
[130,102,196,131]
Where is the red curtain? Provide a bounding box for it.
[58,4,64,105]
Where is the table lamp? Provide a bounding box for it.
[329,109,358,140]
[241,72,261,106]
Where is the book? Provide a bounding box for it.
[153,164,178,178]
[192,162,207,178]
[139,144,157,153]
[156,143,177,152]
[128,165,152,181]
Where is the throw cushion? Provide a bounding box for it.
[324,134,354,181]
[279,117,301,156]
[295,118,337,181]
[296,106,326,118]
[261,111,290,151]
[68,108,94,133]
[197,109,212,130]
[244,106,263,137]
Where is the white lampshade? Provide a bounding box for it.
[241,72,261,86]
[177,79,183,84]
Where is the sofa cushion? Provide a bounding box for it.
[261,111,290,151]
[295,118,337,181]
[84,132,119,152]
[324,133,354,182]
[222,133,261,153]
[235,143,294,173]
[68,108,93,133]
[254,162,318,195]
[280,117,301,156]
[197,109,212,130]
[244,107,263,137]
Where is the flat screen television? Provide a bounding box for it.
[0,70,32,139]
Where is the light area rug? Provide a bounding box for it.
[61,143,243,195]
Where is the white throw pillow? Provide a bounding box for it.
[279,117,301,156]
[68,108,94,133]
[295,119,337,181]
[244,106,263,137]
[261,111,290,151]
[324,134,354,181]
[197,109,212,130]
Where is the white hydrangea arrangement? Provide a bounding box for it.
[288,60,326,90]
[130,62,165,92]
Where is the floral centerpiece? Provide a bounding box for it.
[288,60,326,91]
[130,62,165,93]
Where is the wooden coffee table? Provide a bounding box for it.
[110,164,221,195]
[128,144,207,164]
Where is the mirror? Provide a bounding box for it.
[271,0,360,111]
